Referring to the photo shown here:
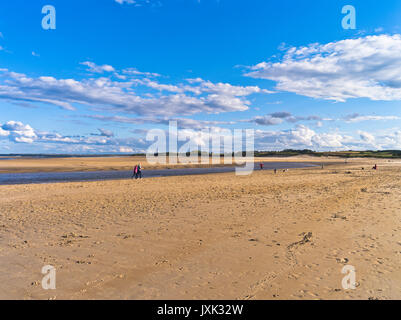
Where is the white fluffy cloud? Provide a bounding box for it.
[0,126,10,137]
[0,120,139,152]
[1,121,37,143]
[186,78,273,96]
[87,115,235,129]
[0,120,150,153]
[114,0,161,7]
[358,131,376,145]
[246,34,401,102]
[93,128,115,137]
[344,113,400,123]
[115,0,136,5]
[2,119,401,152]
[377,131,401,148]
[119,146,134,153]
[80,61,115,73]
[0,68,268,116]
[254,125,401,151]
[122,68,160,78]
[255,125,353,150]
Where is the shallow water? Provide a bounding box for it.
[0,162,317,185]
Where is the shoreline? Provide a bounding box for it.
[0,155,364,174]
[0,162,318,186]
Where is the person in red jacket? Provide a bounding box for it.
[132,165,138,179]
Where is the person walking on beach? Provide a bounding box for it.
[132,165,138,179]
[260,163,264,170]
[137,163,143,179]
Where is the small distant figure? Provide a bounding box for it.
[321,163,324,169]
[274,168,277,174]
[372,164,378,170]
[259,163,264,170]
[132,165,138,179]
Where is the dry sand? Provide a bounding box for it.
[0,158,400,300]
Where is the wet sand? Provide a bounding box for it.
[1,158,400,300]
[0,155,337,174]
[0,162,317,185]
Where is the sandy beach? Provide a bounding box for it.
[1,157,400,300]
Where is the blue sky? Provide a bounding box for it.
[1,0,401,153]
